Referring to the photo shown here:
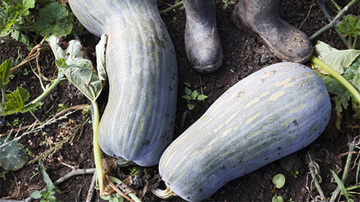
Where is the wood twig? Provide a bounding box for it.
[86,172,97,202]
[104,176,133,202]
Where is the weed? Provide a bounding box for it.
[23,68,29,76]
[222,0,236,9]
[272,173,285,202]
[101,193,124,202]
[0,169,10,180]
[182,82,208,110]
[292,171,299,178]
[31,163,64,202]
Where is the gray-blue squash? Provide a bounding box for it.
[159,62,331,201]
[68,0,178,166]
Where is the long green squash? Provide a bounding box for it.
[158,62,331,201]
[68,0,178,166]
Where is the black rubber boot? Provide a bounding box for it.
[232,0,313,63]
[183,0,223,73]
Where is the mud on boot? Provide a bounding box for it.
[232,0,313,63]
[183,0,223,73]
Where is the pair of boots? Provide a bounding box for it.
[184,0,313,73]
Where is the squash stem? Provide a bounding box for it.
[26,72,63,107]
[310,56,360,103]
[151,186,177,199]
[91,101,105,196]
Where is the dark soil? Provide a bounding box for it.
[1,0,360,201]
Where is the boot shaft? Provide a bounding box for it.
[183,0,216,25]
[243,0,280,22]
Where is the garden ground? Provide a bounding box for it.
[0,0,360,201]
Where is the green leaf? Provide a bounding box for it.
[95,34,107,83]
[337,15,360,37]
[191,90,198,100]
[30,191,43,199]
[46,35,66,60]
[1,86,41,115]
[197,94,208,101]
[187,103,194,110]
[322,75,351,129]
[2,0,35,18]
[0,0,35,37]
[10,30,31,47]
[185,87,192,95]
[182,95,191,101]
[0,137,27,171]
[272,195,284,202]
[330,169,351,201]
[344,56,360,92]
[184,82,191,88]
[33,3,73,37]
[47,35,107,102]
[100,195,111,200]
[0,58,13,88]
[39,163,55,190]
[314,41,360,74]
[0,17,9,36]
[2,86,29,114]
[272,173,286,189]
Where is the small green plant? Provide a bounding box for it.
[0,169,10,180]
[222,0,236,9]
[336,15,360,49]
[56,103,66,113]
[23,68,30,76]
[292,171,299,178]
[12,117,21,126]
[101,193,124,202]
[0,1,74,47]
[272,173,285,202]
[31,163,64,202]
[24,147,32,156]
[172,16,178,25]
[182,82,208,110]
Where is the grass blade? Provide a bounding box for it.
[331,169,351,201]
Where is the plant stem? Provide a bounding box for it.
[309,0,360,41]
[356,157,360,184]
[311,56,360,103]
[308,161,326,200]
[342,135,355,182]
[353,36,358,49]
[316,0,349,47]
[90,101,105,196]
[25,73,63,107]
[160,1,183,14]
[330,0,341,11]
[29,111,41,124]
[330,135,355,201]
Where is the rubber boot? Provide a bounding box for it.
[183,0,223,73]
[232,0,313,63]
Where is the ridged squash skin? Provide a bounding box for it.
[68,0,178,166]
[159,62,331,201]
